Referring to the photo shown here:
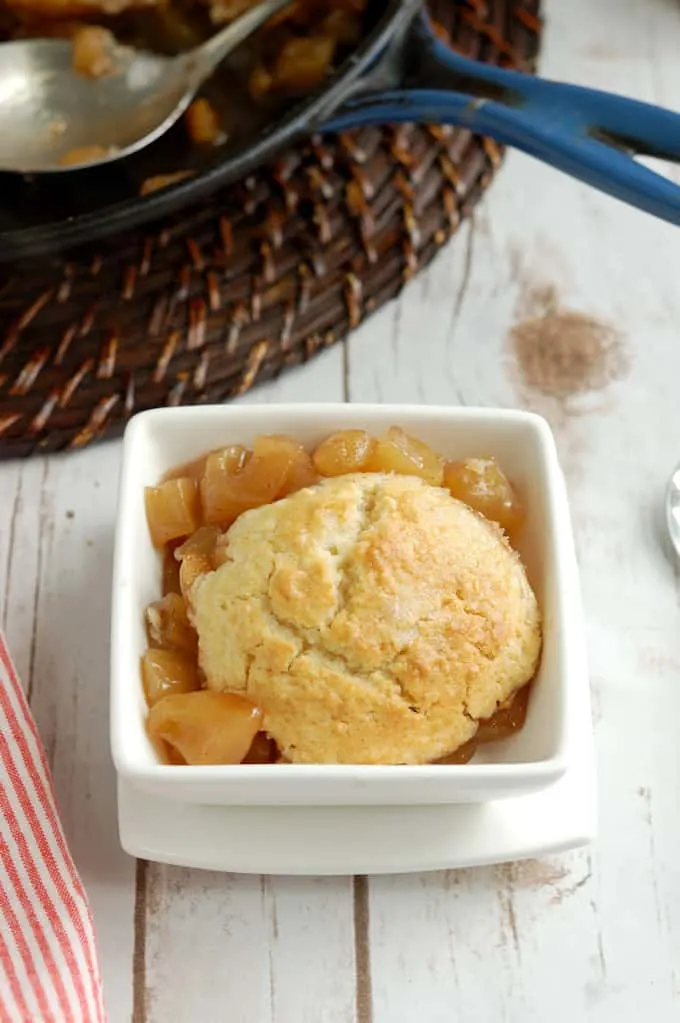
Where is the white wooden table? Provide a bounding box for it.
[3,0,680,1018]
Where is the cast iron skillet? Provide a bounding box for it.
[0,0,412,261]
[2,0,680,262]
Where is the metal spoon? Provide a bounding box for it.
[0,0,291,174]
[665,465,680,561]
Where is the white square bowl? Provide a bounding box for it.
[111,404,584,806]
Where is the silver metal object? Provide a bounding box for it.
[0,0,291,174]
[665,465,680,561]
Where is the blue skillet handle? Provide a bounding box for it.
[319,33,680,227]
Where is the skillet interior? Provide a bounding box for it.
[0,0,542,459]
[0,0,411,259]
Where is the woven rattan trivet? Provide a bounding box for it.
[0,0,542,459]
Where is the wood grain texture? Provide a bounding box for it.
[353,877,372,1023]
[2,0,680,1018]
[142,871,355,1023]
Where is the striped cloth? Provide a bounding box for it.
[0,632,105,1022]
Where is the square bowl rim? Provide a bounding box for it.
[110,402,576,793]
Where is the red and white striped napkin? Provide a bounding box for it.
[0,631,105,1023]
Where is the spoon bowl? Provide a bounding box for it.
[0,0,292,173]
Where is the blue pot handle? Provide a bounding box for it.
[318,25,680,227]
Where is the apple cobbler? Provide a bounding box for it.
[141,428,542,767]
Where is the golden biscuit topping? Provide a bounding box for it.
[190,474,541,765]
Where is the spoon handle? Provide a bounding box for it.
[191,0,293,81]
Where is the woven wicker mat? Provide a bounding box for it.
[0,0,542,459]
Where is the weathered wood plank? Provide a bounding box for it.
[1,460,50,691]
[344,0,680,1019]
[142,870,355,1023]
